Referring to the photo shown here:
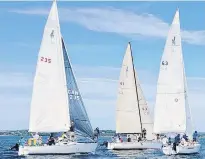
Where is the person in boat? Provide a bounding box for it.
[175,134,180,144]
[138,136,142,142]
[61,132,69,141]
[47,133,55,145]
[33,132,40,140]
[182,134,188,142]
[116,134,121,143]
[70,121,75,132]
[94,127,100,140]
[37,136,43,146]
[181,136,188,146]
[29,132,39,146]
[69,121,75,141]
[119,137,123,142]
[162,135,168,145]
[193,131,198,142]
[127,135,131,142]
[173,134,180,151]
[168,137,172,145]
[142,128,147,139]
[156,134,160,140]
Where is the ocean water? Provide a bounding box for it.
[0,135,204,159]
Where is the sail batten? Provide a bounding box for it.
[153,10,193,135]
[29,1,70,132]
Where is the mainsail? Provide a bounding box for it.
[62,39,94,138]
[29,1,70,132]
[116,42,153,138]
[153,10,193,135]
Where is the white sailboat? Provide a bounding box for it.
[107,43,162,150]
[18,0,97,156]
[153,9,200,155]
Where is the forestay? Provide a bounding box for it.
[62,39,94,138]
[154,10,191,134]
[116,43,142,134]
[29,1,70,132]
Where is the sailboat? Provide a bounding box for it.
[18,0,97,156]
[153,9,200,155]
[107,43,162,150]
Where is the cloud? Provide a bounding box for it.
[9,7,205,45]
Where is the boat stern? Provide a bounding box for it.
[18,146,29,156]
[162,146,177,155]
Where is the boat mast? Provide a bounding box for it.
[129,42,143,134]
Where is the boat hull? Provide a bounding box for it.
[18,142,97,156]
[107,141,162,150]
[162,143,201,155]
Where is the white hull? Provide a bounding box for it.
[162,143,201,155]
[18,142,97,156]
[107,141,162,150]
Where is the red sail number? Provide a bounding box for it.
[40,57,51,63]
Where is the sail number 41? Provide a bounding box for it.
[40,57,51,63]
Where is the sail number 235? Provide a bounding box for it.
[40,57,51,63]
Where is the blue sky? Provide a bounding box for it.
[0,1,204,131]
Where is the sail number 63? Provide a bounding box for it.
[40,57,51,63]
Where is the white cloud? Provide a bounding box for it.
[9,7,205,45]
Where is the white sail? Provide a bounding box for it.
[135,73,154,140]
[29,0,70,132]
[116,43,141,134]
[154,10,189,134]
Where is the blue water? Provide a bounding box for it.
[0,135,204,159]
